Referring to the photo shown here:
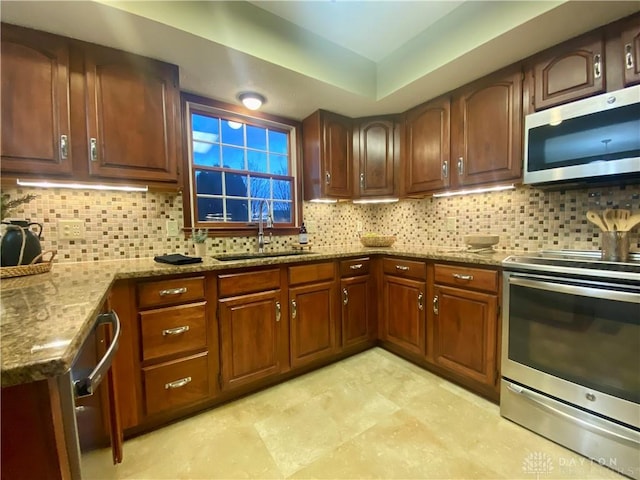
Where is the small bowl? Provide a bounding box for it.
[360,235,396,247]
[463,234,499,249]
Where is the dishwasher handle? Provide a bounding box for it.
[74,311,121,398]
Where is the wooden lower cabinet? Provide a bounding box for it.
[340,274,375,348]
[218,289,285,390]
[381,274,426,356]
[289,280,339,368]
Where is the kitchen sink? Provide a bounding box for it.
[213,251,313,261]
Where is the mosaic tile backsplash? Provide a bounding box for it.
[2,183,639,263]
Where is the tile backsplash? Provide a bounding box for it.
[2,183,639,263]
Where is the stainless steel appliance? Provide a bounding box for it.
[523,84,640,187]
[501,250,640,479]
[57,310,122,479]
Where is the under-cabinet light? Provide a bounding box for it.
[352,198,399,204]
[308,198,338,204]
[432,184,515,198]
[16,179,149,192]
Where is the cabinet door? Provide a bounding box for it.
[403,97,450,194]
[382,275,425,356]
[533,34,605,110]
[622,19,640,86]
[1,25,72,175]
[84,45,180,182]
[340,275,375,348]
[290,281,338,368]
[451,69,523,187]
[323,112,353,198]
[357,118,395,197]
[433,285,498,387]
[218,290,283,390]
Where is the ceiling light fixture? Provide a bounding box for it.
[432,184,515,198]
[238,92,266,110]
[17,179,149,192]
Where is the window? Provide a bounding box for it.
[183,95,301,232]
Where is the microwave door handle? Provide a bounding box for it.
[509,276,640,304]
[74,311,122,398]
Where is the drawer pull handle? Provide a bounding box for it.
[433,295,439,315]
[159,287,187,296]
[452,273,473,281]
[165,376,192,390]
[418,292,424,311]
[162,325,190,336]
[343,288,349,306]
[395,265,409,271]
[350,263,363,270]
[275,301,281,322]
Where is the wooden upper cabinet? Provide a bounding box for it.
[621,17,640,86]
[355,117,396,197]
[451,68,523,187]
[402,96,450,195]
[532,33,605,110]
[84,45,180,183]
[1,24,73,176]
[302,110,353,200]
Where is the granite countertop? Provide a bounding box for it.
[0,245,514,387]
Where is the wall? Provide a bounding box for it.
[2,183,639,263]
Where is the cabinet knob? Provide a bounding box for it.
[433,295,439,315]
[625,44,634,70]
[343,288,349,306]
[593,54,602,79]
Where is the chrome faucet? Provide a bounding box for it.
[257,200,273,253]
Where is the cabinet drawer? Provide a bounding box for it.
[434,264,498,292]
[288,262,335,286]
[382,258,426,280]
[339,257,370,277]
[143,352,210,416]
[140,302,207,362]
[218,268,280,298]
[138,277,205,308]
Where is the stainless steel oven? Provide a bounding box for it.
[501,251,640,479]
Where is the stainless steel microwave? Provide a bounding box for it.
[523,84,640,186]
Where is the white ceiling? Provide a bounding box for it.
[1,1,639,120]
[249,1,464,62]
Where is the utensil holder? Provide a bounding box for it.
[601,231,629,262]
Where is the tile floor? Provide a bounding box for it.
[82,348,625,479]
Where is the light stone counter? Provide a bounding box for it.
[0,245,514,387]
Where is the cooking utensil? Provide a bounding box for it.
[611,209,631,230]
[603,209,619,231]
[621,212,640,232]
[586,211,608,231]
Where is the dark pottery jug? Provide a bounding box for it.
[1,220,43,267]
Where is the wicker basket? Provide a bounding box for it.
[359,235,396,247]
[0,250,57,279]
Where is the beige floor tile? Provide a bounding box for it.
[81,348,627,480]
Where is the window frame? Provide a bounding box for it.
[181,93,303,236]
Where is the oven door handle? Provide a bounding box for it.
[506,383,640,447]
[509,276,640,303]
[74,311,121,398]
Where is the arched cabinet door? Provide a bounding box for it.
[532,34,605,110]
[1,24,73,176]
[356,117,396,197]
[621,18,640,87]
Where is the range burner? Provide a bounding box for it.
[503,249,640,281]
